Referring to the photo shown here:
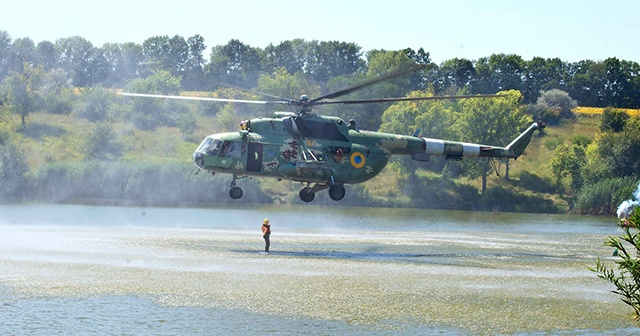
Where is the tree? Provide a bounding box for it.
[434,58,475,94]
[123,70,184,130]
[183,34,206,90]
[0,140,29,200]
[473,54,525,95]
[523,57,570,103]
[403,47,432,91]
[534,89,578,124]
[0,30,12,80]
[102,42,144,87]
[550,137,591,193]
[601,58,639,108]
[380,91,455,139]
[205,39,264,87]
[142,35,192,81]
[40,68,74,115]
[35,40,57,70]
[10,38,37,72]
[565,58,640,110]
[56,36,108,87]
[596,118,640,179]
[142,35,200,87]
[2,71,36,129]
[457,90,531,192]
[304,40,365,84]
[567,60,606,107]
[263,39,308,75]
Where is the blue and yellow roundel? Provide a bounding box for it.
[350,152,366,168]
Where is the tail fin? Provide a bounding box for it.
[504,122,541,159]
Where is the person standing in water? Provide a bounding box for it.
[261,218,271,253]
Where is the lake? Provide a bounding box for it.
[0,203,637,335]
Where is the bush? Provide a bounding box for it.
[83,122,124,161]
[537,89,577,120]
[574,177,639,215]
[0,140,30,200]
[513,171,557,194]
[43,88,74,115]
[74,86,113,121]
[528,89,578,126]
[592,206,640,321]
[600,107,629,133]
[543,136,564,151]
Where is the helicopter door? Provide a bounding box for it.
[247,142,263,172]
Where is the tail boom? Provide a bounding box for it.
[415,122,540,161]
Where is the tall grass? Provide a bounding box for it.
[573,177,639,214]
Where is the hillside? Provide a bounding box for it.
[0,103,606,212]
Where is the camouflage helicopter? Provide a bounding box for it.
[121,66,543,202]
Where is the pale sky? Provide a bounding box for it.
[2,0,638,64]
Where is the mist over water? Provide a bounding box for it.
[0,204,637,335]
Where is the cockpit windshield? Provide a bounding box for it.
[196,138,222,156]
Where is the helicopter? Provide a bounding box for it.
[120,66,543,202]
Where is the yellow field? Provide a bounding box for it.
[574,106,640,117]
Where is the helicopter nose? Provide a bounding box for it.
[193,151,204,169]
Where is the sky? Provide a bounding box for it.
[2,0,639,64]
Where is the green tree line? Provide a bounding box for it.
[2,30,640,108]
[552,108,640,214]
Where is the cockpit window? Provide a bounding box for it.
[196,138,222,156]
[219,141,242,159]
[207,140,222,155]
[196,138,213,152]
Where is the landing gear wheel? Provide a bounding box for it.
[229,186,243,199]
[328,184,345,201]
[299,187,316,203]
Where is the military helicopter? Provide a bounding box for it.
[120,66,543,202]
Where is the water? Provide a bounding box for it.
[0,204,638,335]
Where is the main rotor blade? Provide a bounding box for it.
[311,64,427,102]
[118,92,289,105]
[314,94,505,105]
[194,78,291,101]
